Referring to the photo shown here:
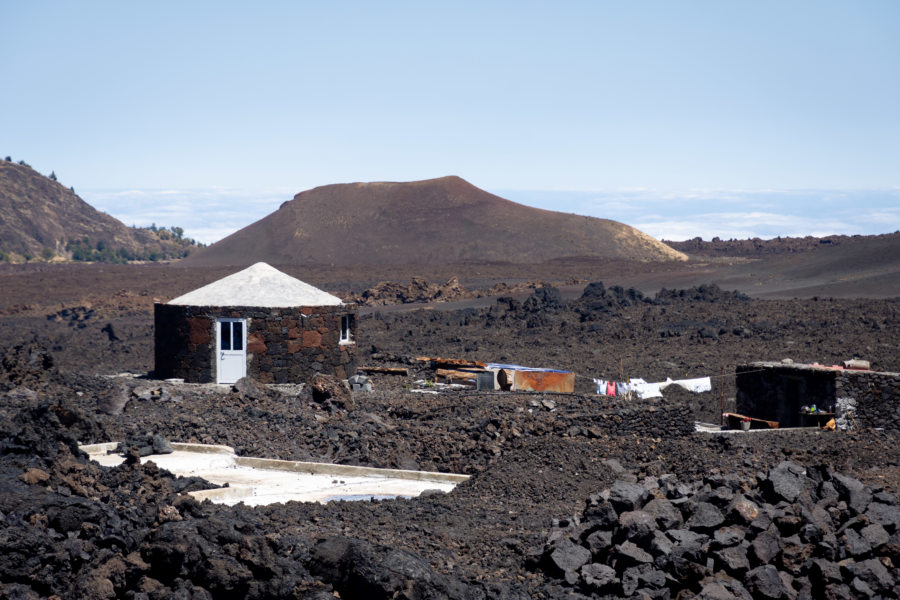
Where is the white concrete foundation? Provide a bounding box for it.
[81,442,467,507]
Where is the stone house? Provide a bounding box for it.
[736,361,900,430]
[154,262,357,384]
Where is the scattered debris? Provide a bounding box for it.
[722,412,779,430]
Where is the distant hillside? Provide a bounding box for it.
[0,160,201,263]
[185,176,687,267]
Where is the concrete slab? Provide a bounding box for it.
[83,443,467,507]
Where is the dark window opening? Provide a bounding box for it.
[220,321,232,350]
[232,321,243,350]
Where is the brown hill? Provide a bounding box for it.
[0,160,198,263]
[185,176,686,267]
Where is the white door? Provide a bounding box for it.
[216,318,246,384]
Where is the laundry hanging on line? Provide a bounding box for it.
[594,376,712,398]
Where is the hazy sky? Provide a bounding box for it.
[3,1,898,243]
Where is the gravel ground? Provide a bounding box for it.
[2,276,900,598]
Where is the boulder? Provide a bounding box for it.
[865,502,900,532]
[618,510,659,545]
[808,558,843,588]
[860,523,890,550]
[308,373,354,411]
[765,461,808,504]
[750,530,782,565]
[580,563,617,593]
[712,544,750,577]
[687,502,725,531]
[727,495,761,526]
[831,473,873,515]
[841,528,872,558]
[712,527,745,549]
[308,536,471,599]
[97,383,130,415]
[609,480,651,514]
[842,558,895,593]
[612,541,654,567]
[151,434,174,455]
[744,564,795,600]
[232,376,267,400]
[644,497,684,530]
[585,529,614,557]
[545,539,591,576]
[583,501,619,529]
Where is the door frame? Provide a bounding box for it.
[216,317,247,384]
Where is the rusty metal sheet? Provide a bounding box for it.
[436,368,483,381]
[512,370,574,393]
[415,356,487,368]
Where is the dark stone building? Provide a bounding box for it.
[154,263,357,384]
[736,361,900,430]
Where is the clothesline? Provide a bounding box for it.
[592,376,712,398]
[573,367,771,383]
[576,367,774,398]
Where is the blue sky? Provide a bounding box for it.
[3,1,898,244]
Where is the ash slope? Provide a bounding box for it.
[185,176,686,267]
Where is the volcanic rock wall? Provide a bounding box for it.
[838,370,900,434]
[154,303,357,383]
[591,397,696,438]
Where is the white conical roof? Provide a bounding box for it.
[168,263,343,307]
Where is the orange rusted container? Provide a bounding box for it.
[512,370,574,393]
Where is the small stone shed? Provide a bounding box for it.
[736,361,900,430]
[154,262,357,384]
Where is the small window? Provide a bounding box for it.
[232,321,243,351]
[340,314,354,343]
[220,321,232,350]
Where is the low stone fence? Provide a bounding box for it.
[564,396,696,438]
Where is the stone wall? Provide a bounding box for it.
[837,369,900,433]
[154,303,357,383]
[579,396,696,438]
[736,362,900,430]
